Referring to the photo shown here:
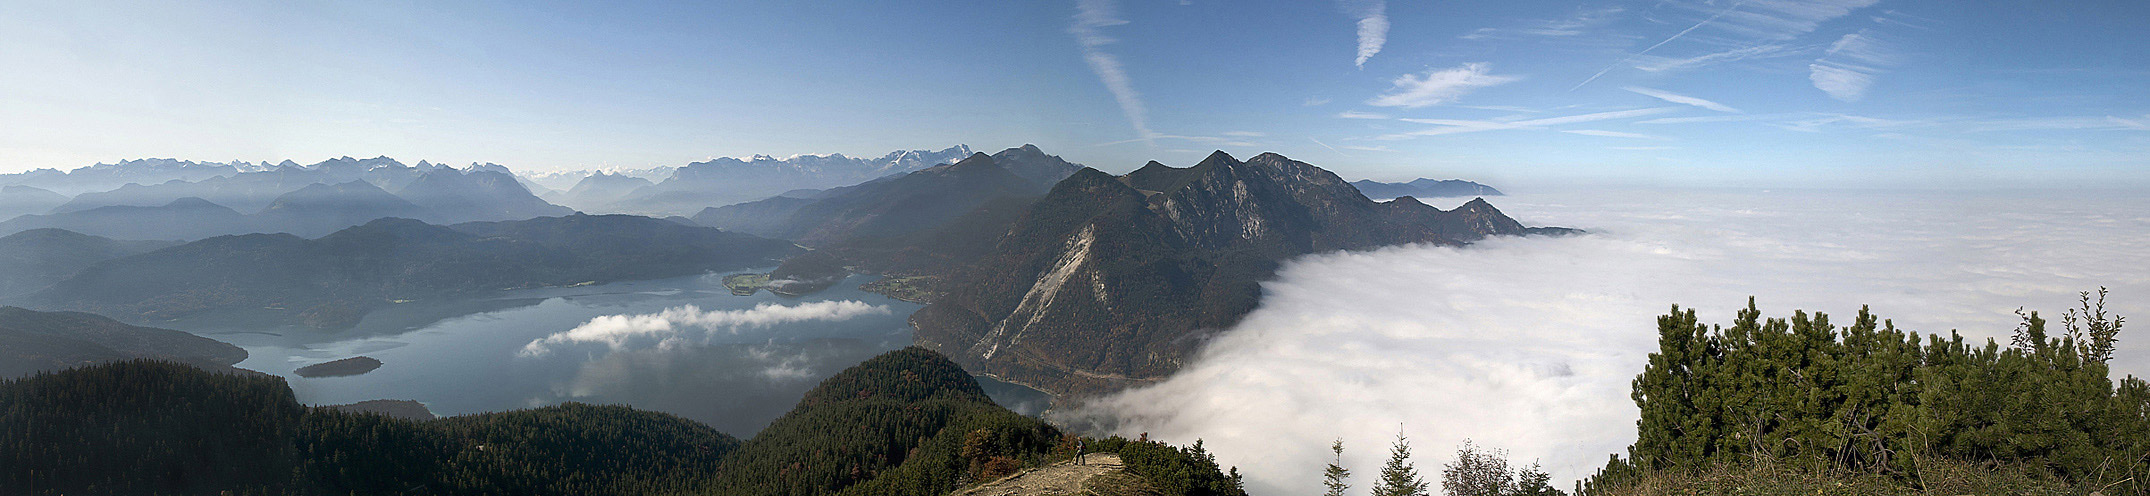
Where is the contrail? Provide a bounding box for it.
[1572,0,1750,91]
[1309,137,1349,157]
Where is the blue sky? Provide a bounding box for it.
[1,0,2144,188]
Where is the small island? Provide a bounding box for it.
[721,251,851,297]
[294,356,382,378]
[721,273,770,296]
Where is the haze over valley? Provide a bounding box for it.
[3,1,2146,495]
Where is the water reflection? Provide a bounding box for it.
[211,271,933,434]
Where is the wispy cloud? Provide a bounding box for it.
[1808,64,1875,101]
[1660,0,1882,41]
[1337,110,1391,119]
[1631,44,1794,72]
[1368,63,1521,108]
[1457,105,1542,113]
[1342,145,1399,152]
[1339,0,1388,68]
[1461,7,1624,41]
[1563,129,1667,139]
[1072,0,1154,141]
[1636,114,1777,125]
[1623,86,1740,113]
[1580,0,1882,89]
[519,301,892,357]
[1099,133,1262,148]
[1808,31,1896,102]
[1309,136,1349,157]
[1304,97,1333,106]
[1378,107,1676,139]
[1511,107,1678,126]
[2112,115,2150,131]
[1777,113,1925,133]
[1961,115,2150,133]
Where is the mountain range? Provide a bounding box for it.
[689,146,1565,399]
[0,229,177,298]
[623,145,976,215]
[0,170,572,241]
[692,145,1077,247]
[15,214,799,329]
[544,171,656,212]
[0,306,247,378]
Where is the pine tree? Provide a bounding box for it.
[1322,438,1350,496]
[1370,431,1428,496]
[1514,462,1565,496]
[1440,439,1512,496]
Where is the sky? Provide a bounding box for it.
[1,0,2146,188]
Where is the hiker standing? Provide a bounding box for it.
[1076,438,1086,465]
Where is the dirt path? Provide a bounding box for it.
[953,453,1126,496]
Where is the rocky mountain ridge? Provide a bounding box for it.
[908,150,1573,397]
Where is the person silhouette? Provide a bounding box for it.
[1076,438,1086,465]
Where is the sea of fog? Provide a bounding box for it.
[1058,187,2150,495]
[215,272,1048,436]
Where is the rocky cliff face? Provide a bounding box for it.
[911,151,1568,397]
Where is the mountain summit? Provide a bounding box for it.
[910,150,1571,397]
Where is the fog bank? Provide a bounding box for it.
[1059,188,2150,495]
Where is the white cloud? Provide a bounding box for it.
[1099,133,1260,148]
[1061,189,2150,495]
[1339,0,1388,68]
[1380,107,1676,140]
[1808,63,1876,101]
[1958,116,2150,133]
[1308,136,1347,156]
[1664,0,1883,41]
[1636,114,1776,125]
[1562,129,1665,139]
[2113,115,2150,131]
[1513,107,1677,126]
[519,301,892,356]
[1337,110,1391,119]
[1623,86,1741,113]
[1341,145,1398,152]
[1461,7,1624,41]
[1072,0,1154,141]
[1808,31,1897,102]
[1825,33,1895,65]
[1631,44,1793,72]
[1577,0,1879,90]
[1776,113,1925,132]
[1367,63,1521,108]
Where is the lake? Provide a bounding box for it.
[207,270,1050,436]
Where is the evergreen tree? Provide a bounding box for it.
[1322,438,1350,496]
[1588,295,2150,496]
[1513,462,1564,496]
[1439,440,1511,496]
[1371,431,1429,496]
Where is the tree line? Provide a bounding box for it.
[1583,290,2144,494]
[0,347,1247,495]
